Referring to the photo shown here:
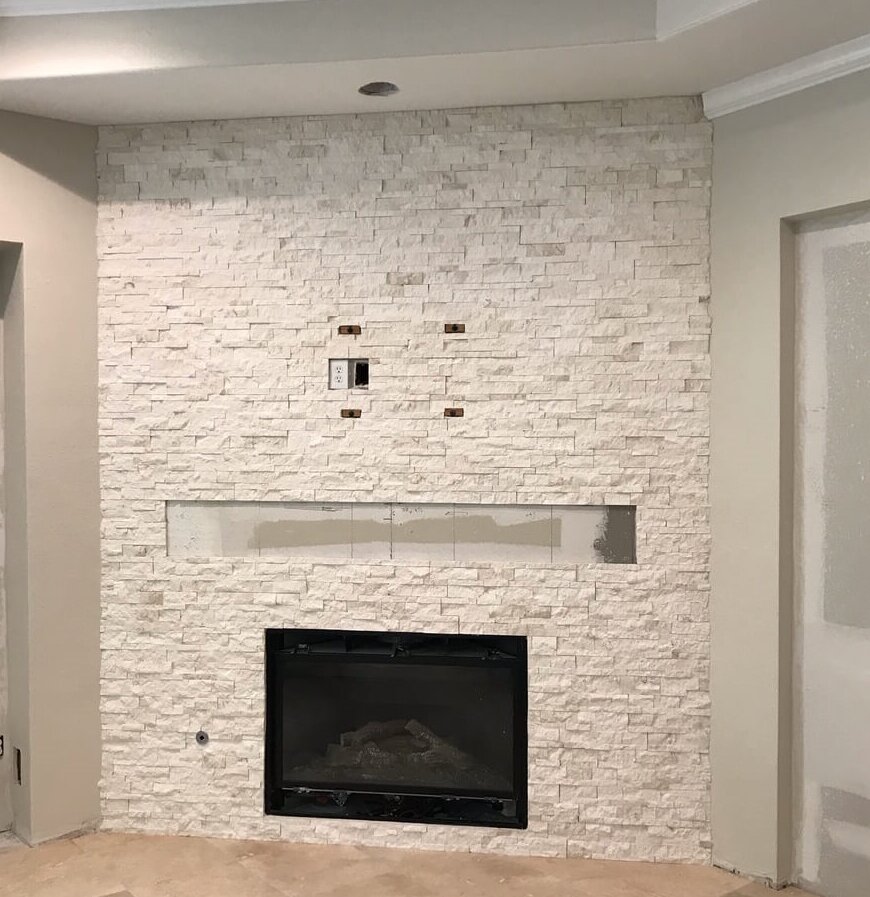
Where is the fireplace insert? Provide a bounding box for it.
[265,628,528,828]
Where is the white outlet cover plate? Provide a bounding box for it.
[329,358,349,389]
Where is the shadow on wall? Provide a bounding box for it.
[0,244,21,315]
[0,110,95,203]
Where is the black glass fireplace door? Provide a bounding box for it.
[265,629,528,828]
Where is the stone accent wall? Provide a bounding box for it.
[97,98,712,861]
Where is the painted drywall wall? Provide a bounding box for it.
[0,245,26,840]
[0,316,9,833]
[0,111,100,843]
[794,211,870,897]
[711,67,870,884]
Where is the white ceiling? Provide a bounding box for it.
[0,0,869,124]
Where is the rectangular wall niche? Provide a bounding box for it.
[167,501,636,564]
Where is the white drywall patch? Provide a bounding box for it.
[795,210,870,897]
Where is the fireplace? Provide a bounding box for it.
[265,628,528,828]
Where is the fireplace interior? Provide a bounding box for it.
[265,628,528,828]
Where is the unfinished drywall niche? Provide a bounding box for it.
[167,501,636,563]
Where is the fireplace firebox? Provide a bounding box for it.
[265,628,528,828]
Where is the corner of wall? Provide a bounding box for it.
[0,113,100,844]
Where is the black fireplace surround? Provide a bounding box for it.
[265,628,528,829]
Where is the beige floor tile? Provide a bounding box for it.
[611,861,748,897]
[0,832,818,897]
[0,831,24,853]
[724,886,811,897]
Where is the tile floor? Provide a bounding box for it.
[0,831,23,853]
[0,832,812,897]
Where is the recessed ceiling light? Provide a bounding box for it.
[358,81,400,98]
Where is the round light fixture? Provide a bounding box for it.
[358,81,400,98]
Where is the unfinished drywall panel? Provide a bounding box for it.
[166,501,637,564]
[795,210,870,897]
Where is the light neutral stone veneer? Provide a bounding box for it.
[97,98,712,861]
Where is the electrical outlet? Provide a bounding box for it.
[330,358,369,389]
[329,359,349,389]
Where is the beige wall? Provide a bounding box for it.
[0,111,100,843]
[711,68,870,885]
[0,316,8,832]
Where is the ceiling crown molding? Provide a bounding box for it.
[0,0,295,15]
[656,0,759,39]
[703,32,870,118]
